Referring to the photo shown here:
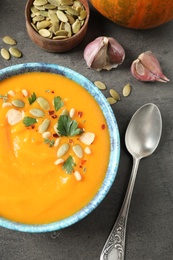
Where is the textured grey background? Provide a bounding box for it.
[0,1,173,260]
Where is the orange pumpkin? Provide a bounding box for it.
[90,0,173,29]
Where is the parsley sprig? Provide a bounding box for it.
[62,156,76,174]
[28,92,37,105]
[23,117,37,127]
[53,96,64,111]
[57,115,83,137]
[44,138,55,147]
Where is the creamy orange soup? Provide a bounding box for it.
[0,72,110,224]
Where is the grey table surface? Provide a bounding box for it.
[1,1,173,260]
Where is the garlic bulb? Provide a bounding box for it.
[83,36,125,71]
[131,51,170,82]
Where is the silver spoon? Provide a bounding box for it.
[100,103,162,260]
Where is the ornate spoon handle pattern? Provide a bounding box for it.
[100,158,139,260]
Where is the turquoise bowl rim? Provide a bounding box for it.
[0,63,120,233]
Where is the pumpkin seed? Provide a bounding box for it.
[9,47,22,58]
[2,36,16,45]
[32,15,45,23]
[54,30,69,36]
[57,10,68,22]
[78,10,87,20]
[123,84,131,97]
[107,97,117,105]
[109,89,120,101]
[1,48,10,60]
[79,132,95,145]
[61,108,69,116]
[57,143,70,157]
[38,28,51,37]
[48,12,59,22]
[66,6,79,16]
[12,99,25,108]
[44,4,56,9]
[72,144,83,158]
[94,81,106,90]
[38,118,50,133]
[59,0,73,5]
[37,97,50,110]
[72,19,81,33]
[33,0,48,6]
[36,20,51,29]
[29,108,45,117]
[66,13,75,24]
[48,0,59,5]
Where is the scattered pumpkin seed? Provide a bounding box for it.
[1,48,10,60]
[38,118,50,133]
[54,138,60,147]
[8,90,15,97]
[107,97,117,105]
[29,108,45,117]
[33,0,48,6]
[2,36,16,45]
[57,10,68,22]
[57,143,70,157]
[123,84,131,97]
[12,99,25,108]
[94,81,106,90]
[37,97,50,110]
[109,89,120,101]
[72,144,83,158]
[9,47,22,58]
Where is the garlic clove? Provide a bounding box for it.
[131,51,170,83]
[84,36,125,71]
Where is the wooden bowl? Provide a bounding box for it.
[25,0,90,52]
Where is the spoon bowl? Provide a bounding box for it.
[100,103,162,260]
[125,103,162,159]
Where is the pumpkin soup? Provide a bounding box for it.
[0,72,110,224]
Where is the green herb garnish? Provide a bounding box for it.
[62,156,76,174]
[23,117,37,127]
[0,94,8,102]
[53,96,64,111]
[44,138,55,147]
[28,92,37,105]
[57,115,83,137]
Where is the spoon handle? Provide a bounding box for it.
[100,158,140,260]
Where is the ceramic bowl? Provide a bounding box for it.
[0,63,120,232]
[25,0,90,52]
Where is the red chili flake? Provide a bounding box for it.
[48,110,54,115]
[81,159,86,165]
[52,115,57,119]
[69,139,73,144]
[53,133,59,138]
[78,111,83,118]
[79,165,83,168]
[101,124,106,129]
[51,91,54,93]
